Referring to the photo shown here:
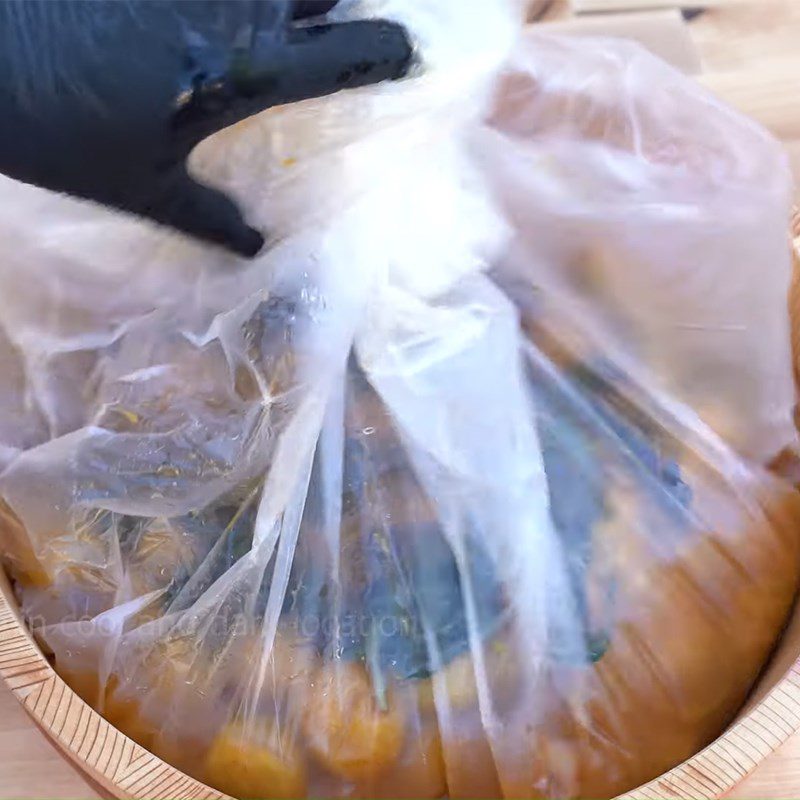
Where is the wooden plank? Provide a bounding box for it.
[0,570,226,800]
[540,8,702,72]
[728,739,800,800]
[699,60,800,140]
[0,687,104,800]
[690,0,800,72]
[570,0,727,13]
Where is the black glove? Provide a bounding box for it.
[0,1,412,257]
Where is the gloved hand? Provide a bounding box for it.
[0,1,412,257]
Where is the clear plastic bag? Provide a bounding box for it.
[1,2,800,799]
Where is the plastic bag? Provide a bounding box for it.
[1,1,800,798]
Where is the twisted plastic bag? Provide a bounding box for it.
[1,1,800,798]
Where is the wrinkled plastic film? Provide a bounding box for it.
[480,33,796,462]
[1,2,800,799]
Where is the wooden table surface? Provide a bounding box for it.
[1,2,799,798]
[692,7,800,798]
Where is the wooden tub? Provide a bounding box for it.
[2,551,800,800]
[1,233,799,800]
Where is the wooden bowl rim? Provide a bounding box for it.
[2,223,799,800]
[2,564,800,800]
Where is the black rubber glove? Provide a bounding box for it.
[0,1,412,257]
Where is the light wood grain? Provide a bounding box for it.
[699,59,800,141]
[541,8,702,73]
[0,570,227,800]
[0,686,104,800]
[690,0,800,72]
[4,545,800,800]
[570,0,728,13]
[729,740,800,800]
[6,514,800,797]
